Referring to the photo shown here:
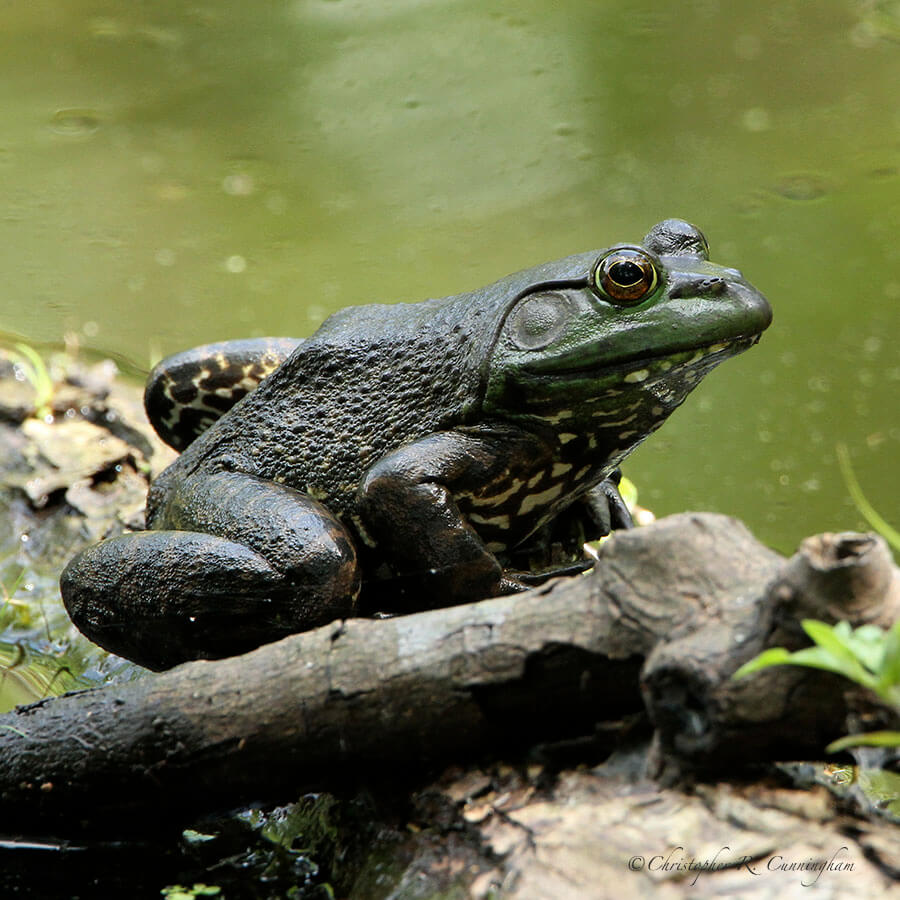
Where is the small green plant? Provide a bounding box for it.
[7,342,55,420]
[836,442,900,554]
[0,565,31,632]
[733,618,900,752]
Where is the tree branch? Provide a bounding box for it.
[1,513,896,834]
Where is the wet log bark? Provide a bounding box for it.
[0,513,897,834]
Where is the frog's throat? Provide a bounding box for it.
[486,333,758,420]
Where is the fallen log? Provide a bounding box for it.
[0,513,897,834]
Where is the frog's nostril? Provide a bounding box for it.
[669,276,726,299]
[702,277,727,295]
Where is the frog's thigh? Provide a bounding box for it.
[145,336,302,451]
[164,470,360,592]
[62,471,359,670]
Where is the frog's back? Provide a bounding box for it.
[147,249,602,523]
[148,293,493,521]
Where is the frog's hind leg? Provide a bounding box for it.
[144,337,302,451]
[61,471,359,670]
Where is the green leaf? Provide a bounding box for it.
[844,624,888,673]
[732,647,794,679]
[734,641,879,684]
[780,645,877,685]
[160,886,221,900]
[801,620,877,688]
[181,828,217,845]
[827,731,900,753]
[12,343,54,419]
[802,619,854,657]
[876,619,900,693]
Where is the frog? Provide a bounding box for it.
[60,219,772,670]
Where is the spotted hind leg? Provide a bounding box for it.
[144,337,302,451]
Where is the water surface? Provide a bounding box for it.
[1,0,898,554]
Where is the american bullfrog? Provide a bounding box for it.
[61,219,772,670]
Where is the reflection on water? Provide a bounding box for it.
[0,0,897,554]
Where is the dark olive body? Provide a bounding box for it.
[61,220,772,669]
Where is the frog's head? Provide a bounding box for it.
[483,219,772,460]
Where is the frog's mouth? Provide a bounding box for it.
[606,333,761,382]
[522,333,761,383]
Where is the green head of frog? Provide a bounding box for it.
[485,219,771,466]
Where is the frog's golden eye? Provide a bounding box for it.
[592,249,659,306]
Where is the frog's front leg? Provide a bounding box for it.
[498,470,634,583]
[61,470,359,670]
[357,426,553,612]
[582,469,634,536]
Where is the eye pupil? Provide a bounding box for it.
[609,261,643,286]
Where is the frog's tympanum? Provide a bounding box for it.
[61,220,772,669]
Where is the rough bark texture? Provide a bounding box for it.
[1,512,897,836]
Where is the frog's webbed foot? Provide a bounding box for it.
[501,559,596,591]
[61,471,359,670]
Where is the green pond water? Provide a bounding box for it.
[2,0,898,558]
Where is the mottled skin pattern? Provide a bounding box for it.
[144,337,302,451]
[61,220,772,670]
